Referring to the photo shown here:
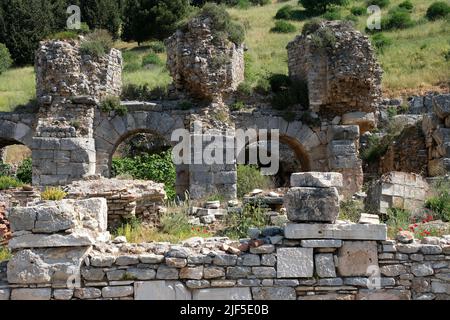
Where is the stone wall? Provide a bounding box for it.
[0,202,10,245]
[287,21,382,117]
[65,178,167,228]
[366,172,430,215]
[165,15,245,102]
[422,94,450,176]
[2,172,448,300]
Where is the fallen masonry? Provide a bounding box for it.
[1,173,449,300]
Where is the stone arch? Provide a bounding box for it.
[94,110,185,177]
[0,118,34,149]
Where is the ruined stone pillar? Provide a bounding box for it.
[32,40,122,186]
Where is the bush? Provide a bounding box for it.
[237,165,274,198]
[339,200,363,222]
[0,43,13,74]
[221,203,270,239]
[425,179,450,222]
[199,3,246,45]
[299,0,347,14]
[41,187,67,201]
[0,176,23,190]
[302,18,325,35]
[366,0,390,8]
[269,74,291,93]
[160,210,191,236]
[101,96,127,116]
[275,5,295,19]
[142,53,163,66]
[121,84,169,101]
[361,134,388,162]
[230,101,245,111]
[270,20,297,33]
[237,81,253,96]
[16,158,32,184]
[178,100,194,110]
[0,162,11,177]
[80,29,114,58]
[148,41,166,53]
[426,2,450,21]
[398,1,414,11]
[322,8,342,20]
[351,6,366,16]
[254,77,271,95]
[0,247,11,262]
[371,33,393,52]
[112,150,176,200]
[381,8,415,30]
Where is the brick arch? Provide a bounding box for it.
[94,110,185,177]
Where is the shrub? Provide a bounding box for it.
[0,162,11,177]
[142,53,163,66]
[80,29,114,58]
[425,179,450,222]
[426,2,450,21]
[112,150,176,200]
[237,0,251,9]
[299,0,347,14]
[199,3,246,45]
[237,165,274,198]
[221,203,270,239]
[0,176,23,190]
[398,1,414,11]
[310,26,337,49]
[230,101,245,111]
[237,81,253,96]
[361,134,388,162]
[366,0,390,8]
[322,8,342,21]
[148,41,166,53]
[344,14,358,23]
[47,30,79,40]
[339,200,363,222]
[271,20,297,33]
[371,33,393,52]
[16,158,32,184]
[351,6,366,16]
[302,18,325,35]
[41,187,67,201]
[275,5,295,19]
[121,84,168,101]
[269,74,292,93]
[0,247,11,262]
[160,210,191,236]
[254,77,271,95]
[178,100,194,110]
[100,96,127,116]
[250,0,271,5]
[0,43,13,74]
[385,207,411,238]
[381,8,415,30]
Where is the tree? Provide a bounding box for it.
[299,0,347,14]
[122,0,191,45]
[0,0,57,65]
[79,0,122,38]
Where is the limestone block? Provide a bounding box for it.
[290,172,343,188]
[433,94,450,119]
[284,187,340,223]
[8,231,96,250]
[342,112,376,134]
[134,281,192,300]
[277,248,314,278]
[300,239,342,248]
[285,223,387,240]
[327,125,360,141]
[315,254,336,278]
[10,288,52,300]
[102,286,134,298]
[251,287,296,300]
[336,241,378,277]
[356,289,411,300]
[192,288,251,300]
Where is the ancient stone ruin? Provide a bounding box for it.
[287,21,383,117]
[165,14,245,102]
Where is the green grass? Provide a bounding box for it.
[0,67,35,112]
[0,246,11,262]
[0,0,448,111]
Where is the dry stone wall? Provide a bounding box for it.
[287,21,382,118]
[2,173,449,300]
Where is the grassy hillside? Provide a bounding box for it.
[0,0,448,112]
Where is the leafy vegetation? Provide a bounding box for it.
[80,29,114,58]
[339,199,364,222]
[112,150,176,200]
[16,157,32,184]
[0,246,11,262]
[425,178,450,222]
[271,20,297,33]
[0,44,12,75]
[299,0,347,14]
[237,165,274,198]
[381,7,415,30]
[220,202,270,239]
[41,187,67,201]
[142,53,163,67]
[0,176,23,190]
[426,1,450,20]
[100,96,127,116]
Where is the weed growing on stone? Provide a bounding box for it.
[41,187,67,201]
